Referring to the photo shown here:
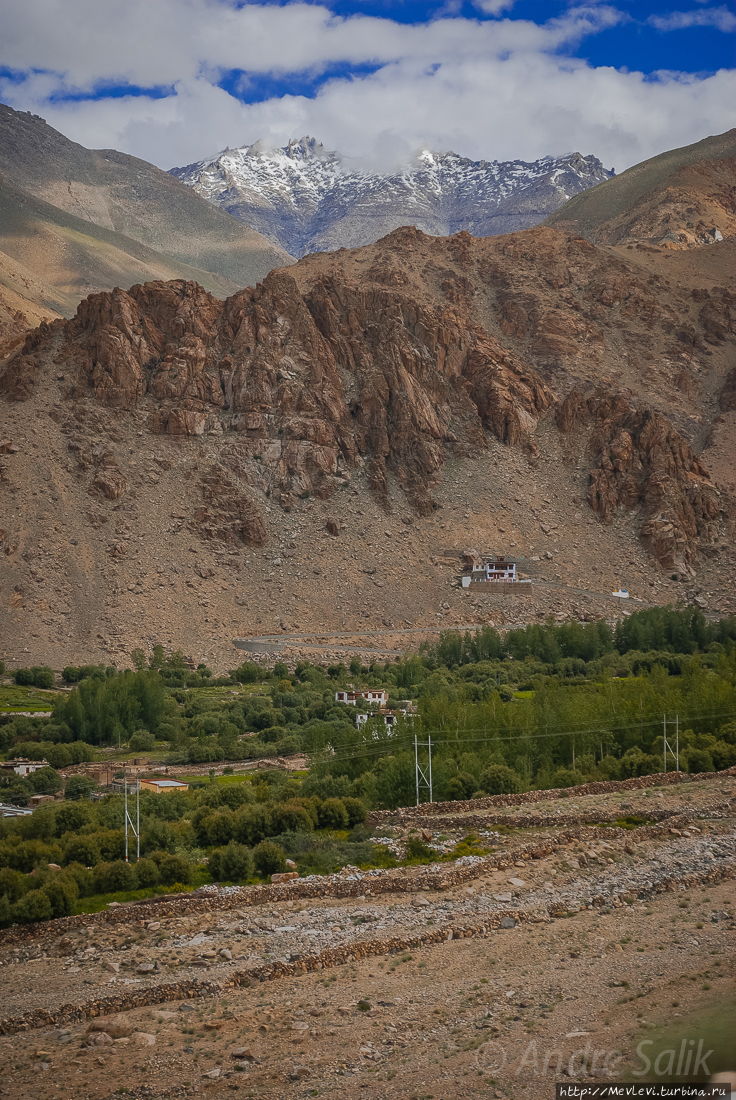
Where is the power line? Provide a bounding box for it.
[312,705,736,766]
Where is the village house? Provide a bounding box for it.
[138,777,189,795]
[0,758,50,777]
[356,703,416,736]
[462,550,517,583]
[335,689,388,706]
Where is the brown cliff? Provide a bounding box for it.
[1,212,734,669]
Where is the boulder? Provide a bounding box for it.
[131,1032,156,1047]
[88,1015,131,1039]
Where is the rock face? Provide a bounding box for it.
[1,206,735,669]
[170,137,613,257]
[1,224,731,573]
[557,391,720,573]
[13,254,552,523]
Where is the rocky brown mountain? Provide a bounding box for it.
[0,137,734,672]
[545,128,736,248]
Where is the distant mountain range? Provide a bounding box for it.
[170,137,614,257]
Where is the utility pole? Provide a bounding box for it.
[414,733,433,806]
[663,714,680,774]
[123,772,140,863]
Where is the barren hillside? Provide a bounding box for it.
[1,206,734,671]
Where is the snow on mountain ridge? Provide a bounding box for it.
[170,137,614,257]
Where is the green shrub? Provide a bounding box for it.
[273,801,314,834]
[0,895,12,928]
[54,799,98,833]
[479,765,523,795]
[233,805,274,846]
[202,811,236,847]
[405,836,435,861]
[43,873,79,917]
[141,820,176,854]
[230,662,262,684]
[317,798,349,830]
[12,888,52,924]
[129,730,155,752]
[252,840,287,876]
[93,828,126,862]
[259,725,289,744]
[340,797,367,827]
[150,851,191,885]
[711,740,736,770]
[445,777,469,801]
[686,749,715,774]
[134,857,160,888]
[188,741,225,764]
[94,860,138,894]
[3,839,63,873]
[208,842,254,882]
[13,666,54,688]
[64,861,95,897]
[0,867,26,902]
[551,768,585,789]
[62,836,102,867]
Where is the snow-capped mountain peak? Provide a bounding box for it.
[170,137,614,258]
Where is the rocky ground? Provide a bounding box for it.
[0,773,733,1100]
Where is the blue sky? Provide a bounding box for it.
[0,0,733,171]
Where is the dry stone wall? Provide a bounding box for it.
[0,858,733,1037]
[367,767,736,826]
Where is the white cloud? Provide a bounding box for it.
[0,0,733,173]
[473,0,518,15]
[648,6,736,33]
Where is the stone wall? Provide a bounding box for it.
[0,804,729,952]
[0,858,733,1037]
[367,767,736,825]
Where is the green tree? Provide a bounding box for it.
[129,730,155,752]
[27,767,62,795]
[12,889,52,924]
[64,775,97,801]
[317,798,349,830]
[131,649,147,671]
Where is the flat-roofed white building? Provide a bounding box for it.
[335,689,388,706]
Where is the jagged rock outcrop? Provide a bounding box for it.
[557,390,721,571]
[4,259,552,526]
[0,222,731,581]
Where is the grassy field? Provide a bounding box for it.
[0,684,61,713]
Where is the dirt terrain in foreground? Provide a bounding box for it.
[0,773,733,1100]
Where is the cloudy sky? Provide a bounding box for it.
[1,0,734,172]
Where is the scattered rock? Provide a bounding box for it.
[131,1033,156,1047]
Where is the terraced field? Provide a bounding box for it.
[0,770,733,1100]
